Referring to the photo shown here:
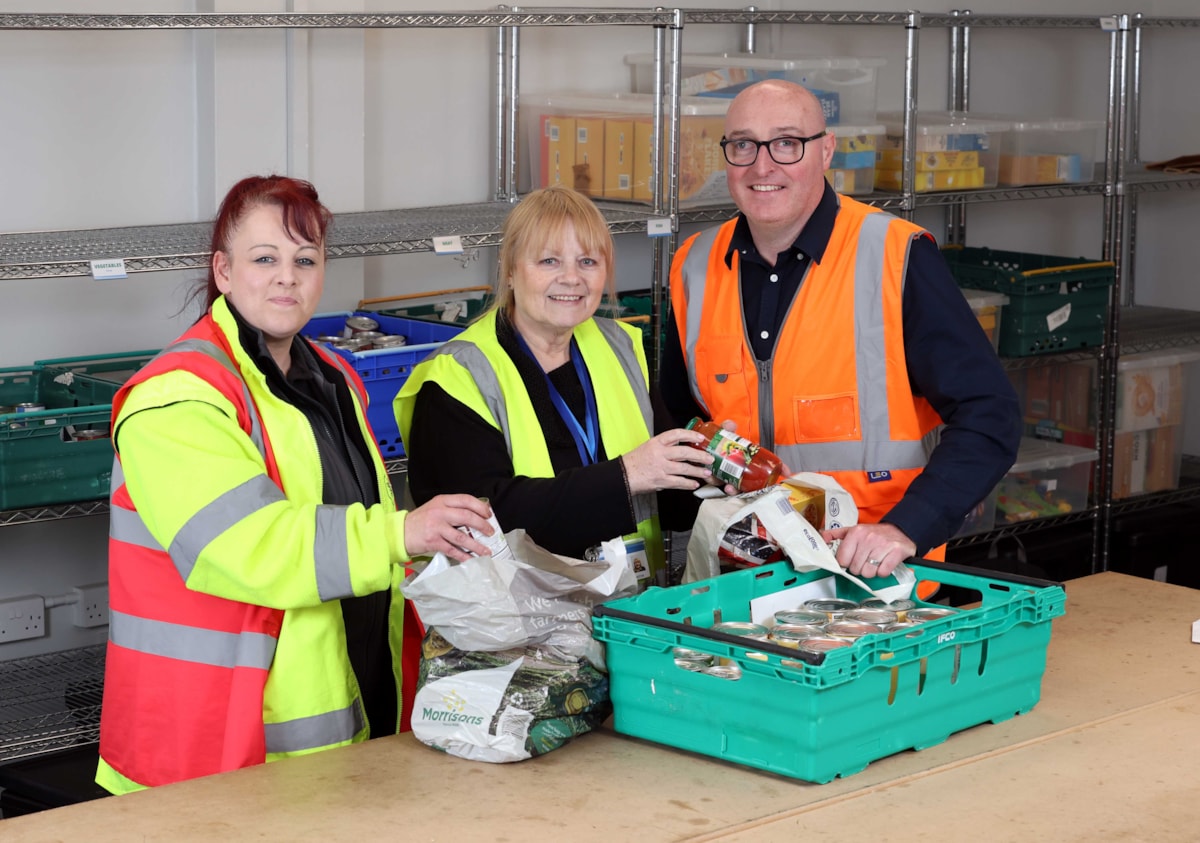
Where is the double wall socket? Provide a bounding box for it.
[0,595,46,643]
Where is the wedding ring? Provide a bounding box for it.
[866,558,881,567]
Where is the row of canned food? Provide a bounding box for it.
[673,597,961,678]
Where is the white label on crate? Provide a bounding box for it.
[432,235,464,255]
[1100,16,1119,31]
[647,218,671,238]
[1046,302,1072,332]
[90,258,128,280]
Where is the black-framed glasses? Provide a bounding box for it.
[719,132,828,166]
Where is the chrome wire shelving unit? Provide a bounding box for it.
[0,645,105,763]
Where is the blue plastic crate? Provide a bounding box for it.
[302,311,464,457]
[592,560,1066,783]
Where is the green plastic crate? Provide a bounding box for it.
[592,560,1066,783]
[0,368,116,510]
[0,352,155,510]
[943,246,1114,357]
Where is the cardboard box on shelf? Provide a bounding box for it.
[602,117,634,200]
[541,114,575,188]
[1112,425,1183,500]
[1114,349,1200,432]
[572,117,605,196]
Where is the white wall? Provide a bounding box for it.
[1,0,1197,655]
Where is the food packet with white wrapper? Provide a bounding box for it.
[684,475,916,605]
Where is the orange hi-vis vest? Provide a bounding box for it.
[671,196,946,561]
[101,306,382,790]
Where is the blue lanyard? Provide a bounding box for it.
[515,331,600,466]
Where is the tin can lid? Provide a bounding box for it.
[843,608,898,626]
[345,315,380,332]
[774,609,828,626]
[711,621,769,638]
[804,598,860,612]
[823,620,881,638]
[862,598,918,612]
[798,636,854,654]
[702,663,743,680]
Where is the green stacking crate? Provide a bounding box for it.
[593,560,1066,783]
[0,352,156,510]
[942,246,1114,357]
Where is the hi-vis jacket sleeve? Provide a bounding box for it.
[114,374,407,610]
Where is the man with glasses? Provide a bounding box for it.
[662,79,1019,584]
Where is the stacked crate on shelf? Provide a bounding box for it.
[0,352,156,510]
[942,246,1115,358]
[875,112,1011,193]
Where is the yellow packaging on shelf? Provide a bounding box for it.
[573,117,606,196]
[542,115,576,188]
[875,167,987,192]
[877,148,980,171]
[835,131,878,153]
[998,154,1080,186]
[603,118,635,199]
[678,115,726,202]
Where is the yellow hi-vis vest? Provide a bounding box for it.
[671,196,946,561]
[100,296,404,794]
[394,311,665,580]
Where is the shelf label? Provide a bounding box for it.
[1099,16,1118,32]
[90,258,128,280]
[647,217,671,238]
[1046,302,1072,332]
[431,235,464,255]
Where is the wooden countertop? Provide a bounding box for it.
[4,572,1198,842]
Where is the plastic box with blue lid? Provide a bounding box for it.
[825,123,884,195]
[996,437,1098,525]
[875,112,1012,192]
[998,118,1105,186]
[625,53,885,124]
[523,91,731,207]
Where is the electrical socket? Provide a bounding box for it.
[72,583,110,628]
[0,595,47,643]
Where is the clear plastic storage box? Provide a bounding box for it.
[625,53,885,124]
[826,123,884,195]
[998,118,1104,186]
[524,91,730,206]
[996,437,1098,525]
[961,288,1010,352]
[875,112,1012,192]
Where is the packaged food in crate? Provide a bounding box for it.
[592,560,1066,783]
[942,246,1114,357]
[302,311,465,457]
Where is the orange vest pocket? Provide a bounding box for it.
[793,393,860,442]
[696,337,752,422]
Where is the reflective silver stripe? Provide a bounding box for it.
[314,505,353,601]
[591,318,659,524]
[680,228,719,416]
[428,339,513,454]
[168,474,288,582]
[264,700,364,755]
[151,338,267,458]
[109,609,276,670]
[593,317,654,431]
[110,498,165,551]
[776,439,930,473]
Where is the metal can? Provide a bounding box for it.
[843,607,899,627]
[882,621,924,635]
[372,334,408,348]
[862,597,918,622]
[73,428,110,441]
[773,608,828,628]
[803,597,859,621]
[345,315,380,335]
[672,648,715,671]
[15,402,45,413]
[906,607,960,623]
[315,335,344,344]
[823,620,881,639]
[797,636,854,656]
[332,338,369,353]
[710,621,770,642]
[702,663,742,680]
[770,626,821,648]
[459,496,512,560]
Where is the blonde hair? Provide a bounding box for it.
[491,186,616,318]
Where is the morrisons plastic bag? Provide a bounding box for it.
[401,529,637,762]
